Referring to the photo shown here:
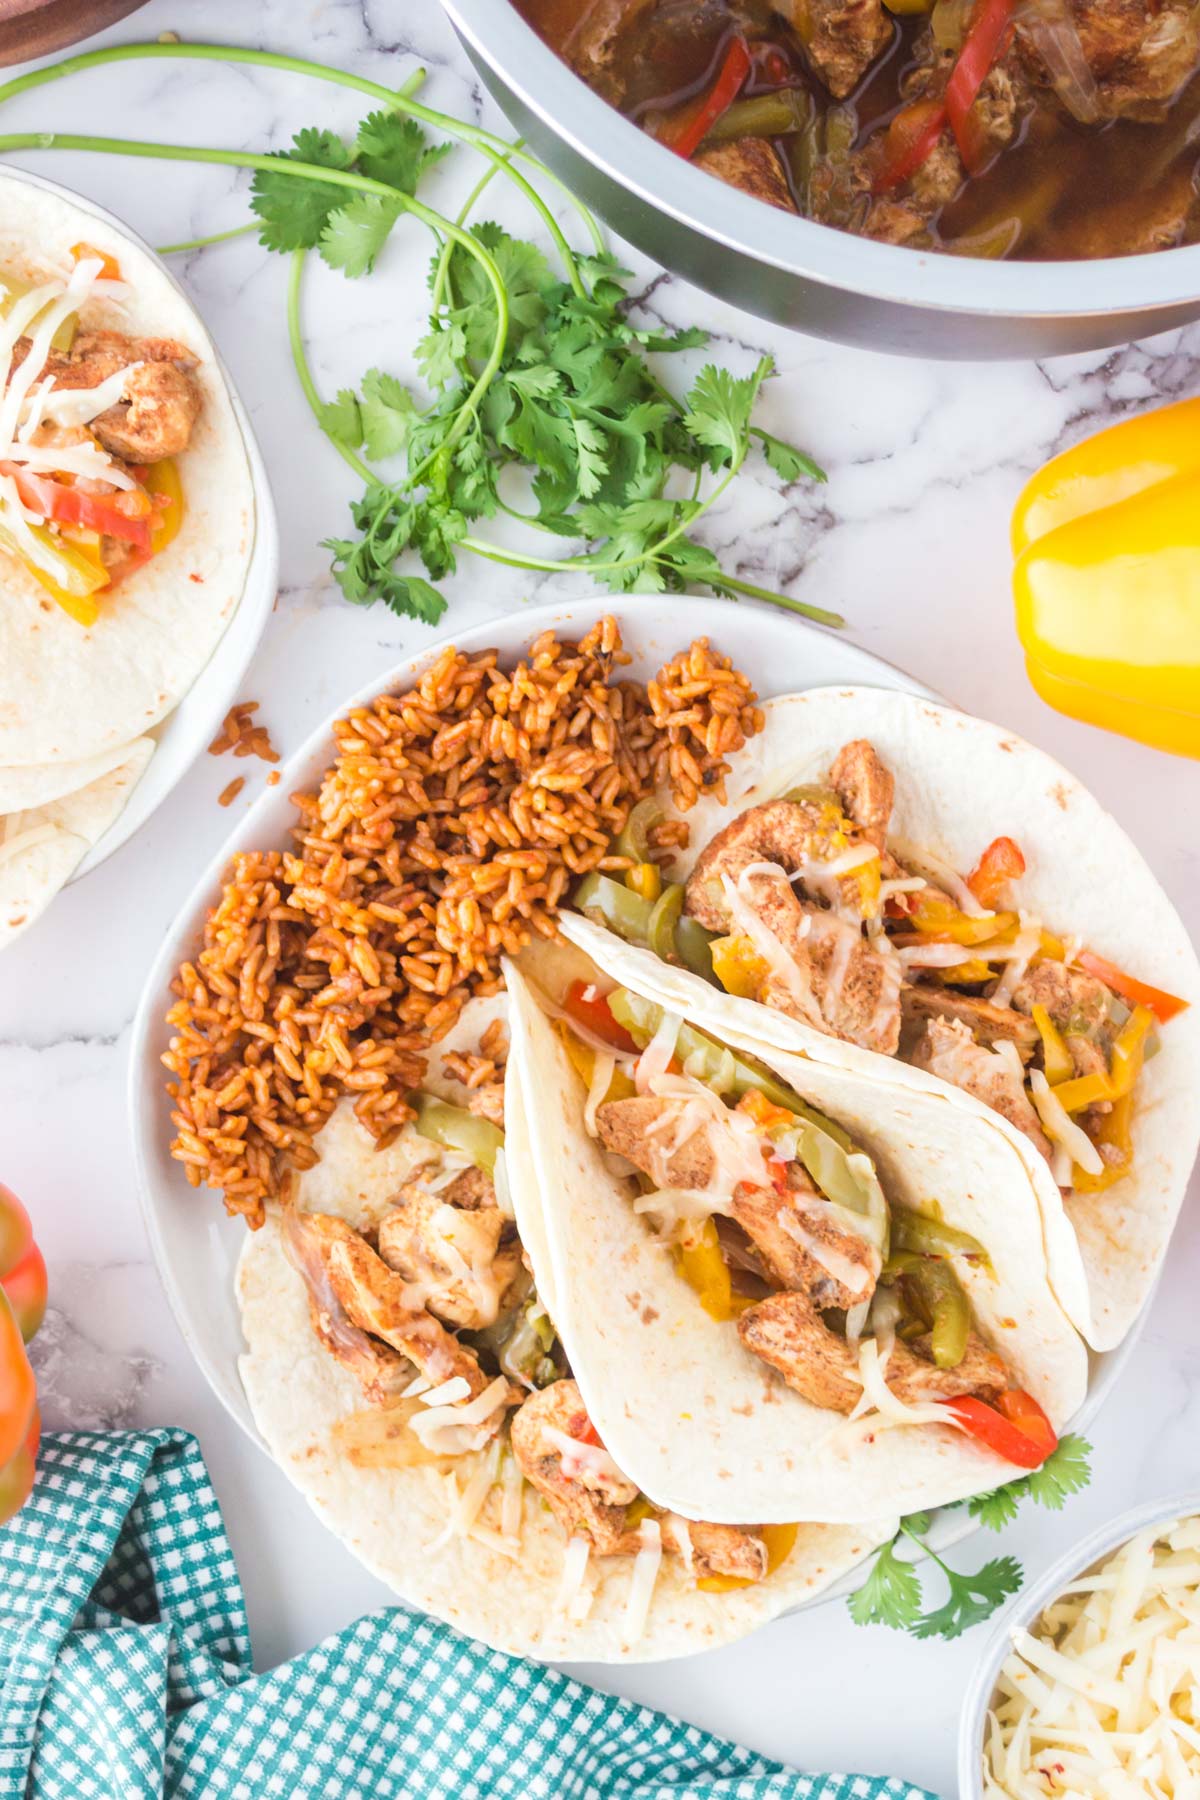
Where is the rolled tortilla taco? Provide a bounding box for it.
[0,173,256,768]
[236,995,893,1661]
[559,687,1200,1352]
[503,942,1089,1529]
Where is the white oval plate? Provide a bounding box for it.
[0,167,280,884]
[128,593,1138,1608]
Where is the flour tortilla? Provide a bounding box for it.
[0,741,146,813]
[503,952,1089,1528]
[0,737,153,945]
[562,687,1200,1353]
[236,1006,894,1661]
[0,174,255,766]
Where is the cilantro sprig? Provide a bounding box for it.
[0,40,840,631]
[847,1435,1092,1640]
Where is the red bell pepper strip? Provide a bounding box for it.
[661,37,752,162]
[563,980,639,1053]
[966,835,1026,908]
[944,0,1016,170]
[5,467,153,551]
[1076,950,1189,1025]
[872,99,948,195]
[942,1387,1057,1470]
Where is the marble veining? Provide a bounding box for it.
[1,1,1198,1790]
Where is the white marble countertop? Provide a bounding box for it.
[4,2,1199,1792]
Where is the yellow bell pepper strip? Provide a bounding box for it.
[1032,1004,1074,1085]
[1051,1003,1157,1113]
[675,1219,755,1324]
[908,893,1017,944]
[710,932,769,999]
[1075,948,1188,1025]
[0,519,110,626]
[1012,399,1200,759]
[697,1522,800,1592]
[1072,1091,1133,1193]
[626,860,661,903]
[553,1020,638,1108]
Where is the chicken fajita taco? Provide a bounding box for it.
[0,174,256,770]
[236,996,895,1660]
[503,943,1088,1528]
[559,688,1200,1353]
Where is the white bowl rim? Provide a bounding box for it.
[0,162,280,884]
[443,0,1200,320]
[958,1486,1200,1798]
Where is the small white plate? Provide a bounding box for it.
[0,167,280,884]
[128,593,1137,1608]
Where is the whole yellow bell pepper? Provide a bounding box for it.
[1012,399,1200,759]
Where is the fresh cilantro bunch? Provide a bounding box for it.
[247,106,830,627]
[848,1434,1092,1640]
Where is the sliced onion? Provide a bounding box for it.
[1018,0,1101,124]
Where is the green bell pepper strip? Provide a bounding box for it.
[647,882,684,961]
[606,987,888,1255]
[674,915,717,983]
[885,1252,971,1370]
[411,1095,504,1176]
[614,798,664,867]
[890,1209,987,1262]
[573,871,655,946]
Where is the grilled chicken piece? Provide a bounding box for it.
[32,329,203,462]
[902,984,1040,1054]
[829,739,894,853]
[687,798,876,927]
[594,1095,718,1191]
[554,0,656,104]
[439,1165,497,1211]
[291,1211,493,1398]
[661,1516,770,1584]
[693,138,797,212]
[376,1187,522,1330]
[909,1017,1053,1164]
[511,1381,771,1580]
[779,0,893,97]
[1012,960,1112,1037]
[1017,0,1200,119]
[510,1379,642,1554]
[731,1166,877,1309]
[738,1289,1006,1413]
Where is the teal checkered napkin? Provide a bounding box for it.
[0,1430,936,1800]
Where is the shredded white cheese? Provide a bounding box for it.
[845,1338,972,1433]
[983,1516,1200,1799]
[891,839,995,919]
[1029,1069,1104,1177]
[554,1536,596,1622]
[408,1373,509,1455]
[583,1050,615,1135]
[543,1426,628,1492]
[992,912,1042,1008]
[622,1518,663,1645]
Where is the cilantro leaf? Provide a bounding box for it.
[683,357,773,469]
[319,192,402,278]
[910,1555,1022,1642]
[375,573,447,624]
[847,1539,923,1632]
[446,224,552,357]
[319,388,363,449]
[355,111,450,195]
[416,321,468,390]
[250,127,353,252]
[968,1484,1021,1534]
[359,368,418,461]
[755,427,826,485]
[970,1436,1092,1532]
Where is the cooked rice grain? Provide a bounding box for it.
[164,622,760,1225]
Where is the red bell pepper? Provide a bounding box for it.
[872,99,948,195]
[966,835,1026,908]
[944,0,1016,170]
[563,980,639,1054]
[943,1387,1057,1470]
[5,466,153,551]
[661,37,752,162]
[1076,950,1189,1026]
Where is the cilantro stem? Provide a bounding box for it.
[0,128,510,471]
[286,249,373,486]
[157,220,258,256]
[0,41,605,258]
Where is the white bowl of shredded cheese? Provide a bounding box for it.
[959,1494,1200,1798]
